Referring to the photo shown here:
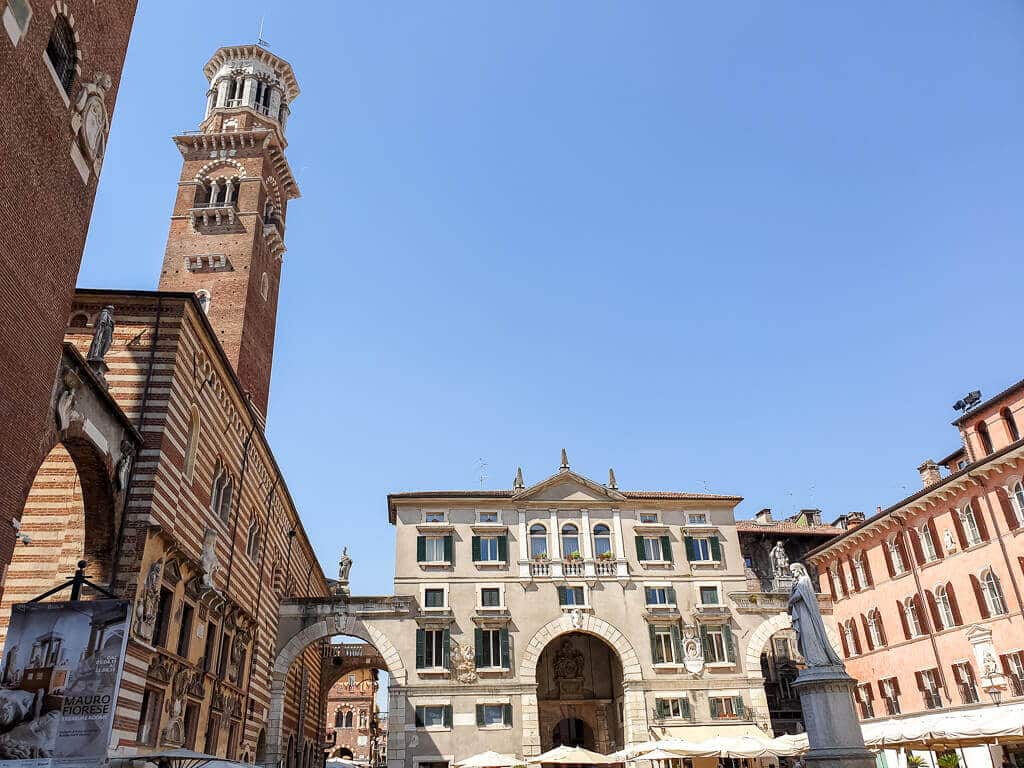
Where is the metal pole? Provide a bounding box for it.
[70,560,87,601]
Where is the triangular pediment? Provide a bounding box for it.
[513,470,626,503]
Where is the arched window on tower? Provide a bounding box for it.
[45,14,77,96]
[977,421,994,456]
[1003,408,1020,443]
[183,405,201,482]
[211,461,233,522]
[197,176,240,208]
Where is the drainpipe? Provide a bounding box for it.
[970,473,1024,621]
[900,523,951,703]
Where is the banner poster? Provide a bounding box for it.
[0,600,131,768]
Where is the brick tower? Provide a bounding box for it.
[159,44,299,417]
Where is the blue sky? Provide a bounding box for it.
[82,1,1024,598]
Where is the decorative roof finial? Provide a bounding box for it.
[560,449,570,472]
[514,467,525,491]
[608,468,617,490]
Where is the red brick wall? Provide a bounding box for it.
[0,0,137,596]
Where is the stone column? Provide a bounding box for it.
[215,78,230,107]
[518,509,530,579]
[581,508,594,577]
[793,666,875,768]
[621,684,650,749]
[549,508,562,578]
[266,674,288,767]
[387,688,407,768]
[242,76,257,107]
[521,692,541,757]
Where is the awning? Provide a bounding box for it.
[859,702,1024,748]
[649,724,772,742]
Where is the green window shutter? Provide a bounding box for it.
[655,699,667,719]
[498,535,508,562]
[416,536,426,562]
[684,536,695,561]
[667,587,677,605]
[660,535,672,562]
[415,629,425,669]
[648,624,659,663]
[635,536,646,561]
[734,696,745,718]
[442,627,451,669]
[680,698,691,719]
[699,624,711,658]
[710,537,722,561]
[502,703,513,726]
[670,624,683,662]
[723,624,734,662]
[474,628,484,667]
[443,535,453,563]
[415,706,424,727]
[443,705,453,728]
[476,705,484,727]
[472,536,481,562]
[557,586,568,605]
[710,698,721,719]
[500,627,510,668]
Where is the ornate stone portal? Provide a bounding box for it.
[788,563,874,768]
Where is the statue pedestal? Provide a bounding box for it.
[793,666,875,768]
[773,574,795,594]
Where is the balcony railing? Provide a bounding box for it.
[563,560,584,577]
[594,559,617,577]
[189,203,238,228]
[529,561,551,578]
[521,558,628,580]
[730,590,833,613]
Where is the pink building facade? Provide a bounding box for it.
[806,378,1024,768]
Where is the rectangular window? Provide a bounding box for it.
[642,537,665,561]
[478,511,499,524]
[952,662,979,704]
[702,625,732,664]
[423,588,446,609]
[880,678,901,715]
[639,513,660,524]
[655,697,690,719]
[559,586,585,606]
[184,702,200,749]
[204,714,221,754]
[136,688,162,746]
[176,602,194,658]
[203,622,217,672]
[919,669,943,709]
[1002,652,1024,697]
[479,630,504,669]
[699,586,720,605]
[687,513,709,526]
[645,587,674,606]
[422,629,446,668]
[651,627,678,665]
[424,511,446,523]
[709,696,743,719]
[415,705,451,729]
[152,587,174,648]
[686,536,720,562]
[477,703,510,727]
[480,588,501,608]
[478,536,500,562]
[217,632,232,677]
[856,684,875,719]
[423,536,447,563]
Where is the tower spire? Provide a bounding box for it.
[560,449,570,472]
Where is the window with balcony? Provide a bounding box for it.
[529,525,548,559]
[592,524,612,557]
[561,524,581,559]
[654,697,691,720]
[880,677,901,715]
[650,625,681,665]
[700,624,733,664]
[952,662,979,704]
[917,669,943,709]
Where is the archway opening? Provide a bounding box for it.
[536,632,624,753]
[0,439,116,644]
[759,629,803,735]
[320,635,390,767]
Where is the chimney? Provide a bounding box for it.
[917,460,941,488]
[846,511,865,528]
[798,508,822,526]
[755,508,774,525]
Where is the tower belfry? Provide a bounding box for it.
[158,44,300,418]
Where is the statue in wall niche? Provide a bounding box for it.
[116,439,135,490]
[943,529,957,553]
[87,306,115,363]
[134,561,163,642]
[449,639,478,684]
[569,609,583,629]
[787,562,843,667]
[201,528,220,588]
[983,650,999,677]
[338,547,352,582]
[681,626,704,674]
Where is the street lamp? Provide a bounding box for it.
[985,686,1003,707]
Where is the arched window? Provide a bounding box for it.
[358,710,368,728]
[334,710,343,728]
[903,597,922,637]
[917,524,937,562]
[866,609,885,648]
[260,272,270,301]
[196,289,211,314]
[959,503,982,546]
[934,585,955,629]
[246,521,261,562]
[852,554,868,589]
[183,405,200,483]
[1012,481,1024,525]
[887,537,905,575]
[211,461,233,522]
[68,312,89,328]
[592,524,612,557]
[830,565,845,598]
[842,620,857,657]
[529,524,548,558]
[977,421,994,456]
[560,524,580,558]
[1003,408,1020,443]
[343,711,353,728]
[45,14,77,95]
[982,570,1007,616]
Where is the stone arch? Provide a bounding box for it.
[519,615,646,756]
[519,614,642,683]
[744,612,842,672]
[194,158,247,183]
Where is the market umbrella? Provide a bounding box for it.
[613,739,719,760]
[456,751,523,768]
[634,748,691,762]
[530,745,621,764]
[124,750,229,768]
[697,736,772,758]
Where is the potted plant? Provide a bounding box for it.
[597,551,614,561]
[532,553,549,562]
[566,551,582,561]
[907,756,926,768]
[937,753,959,768]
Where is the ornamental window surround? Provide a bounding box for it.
[196,176,241,208]
[903,597,922,638]
[45,13,76,97]
[960,503,983,546]
[866,609,885,648]
[560,524,580,559]
[529,524,548,558]
[917,524,938,562]
[245,520,261,562]
[211,460,234,523]
[887,537,906,575]
[592,524,612,557]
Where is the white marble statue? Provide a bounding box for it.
[788,562,844,667]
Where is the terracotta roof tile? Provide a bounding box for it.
[735,520,844,536]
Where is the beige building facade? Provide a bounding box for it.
[385,457,823,767]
